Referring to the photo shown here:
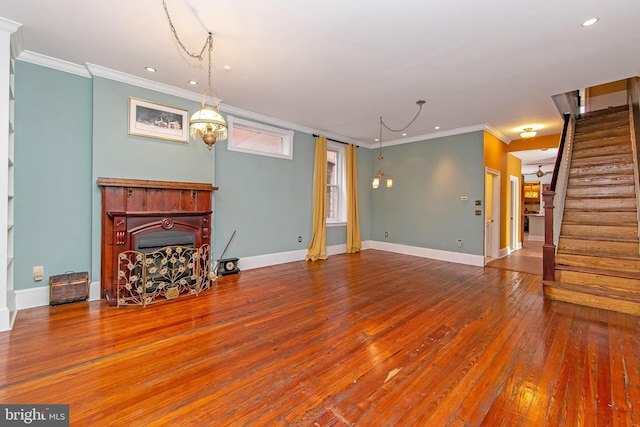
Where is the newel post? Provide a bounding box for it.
[542,190,556,281]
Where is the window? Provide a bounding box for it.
[227,115,294,160]
[326,141,346,224]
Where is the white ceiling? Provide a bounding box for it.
[1,0,639,147]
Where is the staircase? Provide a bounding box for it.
[543,105,640,315]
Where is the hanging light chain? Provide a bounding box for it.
[162,0,211,61]
[380,100,425,133]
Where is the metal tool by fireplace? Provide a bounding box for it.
[214,230,240,277]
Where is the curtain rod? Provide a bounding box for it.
[312,134,359,148]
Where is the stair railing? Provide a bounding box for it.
[628,78,640,235]
[542,113,574,280]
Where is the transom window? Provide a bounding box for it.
[227,116,294,160]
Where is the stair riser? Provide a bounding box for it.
[566,185,636,197]
[571,144,632,160]
[572,135,631,150]
[555,270,640,293]
[543,285,640,315]
[568,175,635,187]
[558,237,639,255]
[576,119,629,133]
[569,163,634,177]
[570,153,634,168]
[560,224,638,239]
[564,197,637,210]
[563,211,638,224]
[574,128,630,142]
[555,252,640,273]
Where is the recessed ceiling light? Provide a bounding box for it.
[434,126,440,130]
[582,17,599,27]
[402,133,407,136]
[145,66,156,73]
[374,138,379,142]
[188,80,198,85]
[223,65,232,71]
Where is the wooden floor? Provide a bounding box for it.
[1,249,639,426]
[487,237,543,276]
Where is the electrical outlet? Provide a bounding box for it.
[385,231,389,237]
[33,266,44,281]
[298,236,302,243]
[457,238,463,248]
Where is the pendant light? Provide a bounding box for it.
[372,100,426,188]
[162,1,227,150]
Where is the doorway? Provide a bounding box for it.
[485,168,501,263]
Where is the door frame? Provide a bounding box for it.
[485,167,501,263]
[509,175,520,252]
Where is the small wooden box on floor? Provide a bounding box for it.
[49,272,89,306]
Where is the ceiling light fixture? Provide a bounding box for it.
[582,17,599,27]
[145,66,157,73]
[520,127,537,139]
[373,100,425,189]
[162,1,227,150]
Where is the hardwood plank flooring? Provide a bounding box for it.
[0,249,638,426]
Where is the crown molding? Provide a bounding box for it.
[381,123,508,148]
[0,17,20,34]
[484,123,511,144]
[86,63,203,101]
[18,50,91,78]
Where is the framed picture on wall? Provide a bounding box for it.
[128,97,189,143]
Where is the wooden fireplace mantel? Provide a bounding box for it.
[97,177,218,192]
[98,177,217,306]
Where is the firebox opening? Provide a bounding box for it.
[135,231,196,254]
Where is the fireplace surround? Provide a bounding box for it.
[97,178,217,306]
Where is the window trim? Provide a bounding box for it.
[227,115,294,160]
[326,141,346,225]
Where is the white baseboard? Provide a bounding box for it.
[0,307,12,332]
[13,280,102,311]
[368,241,485,267]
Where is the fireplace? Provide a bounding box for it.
[98,178,217,306]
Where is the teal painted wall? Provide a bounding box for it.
[214,135,372,259]
[12,62,484,293]
[90,77,216,279]
[369,132,485,255]
[13,61,93,290]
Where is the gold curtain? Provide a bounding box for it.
[305,136,328,261]
[346,144,361,253]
